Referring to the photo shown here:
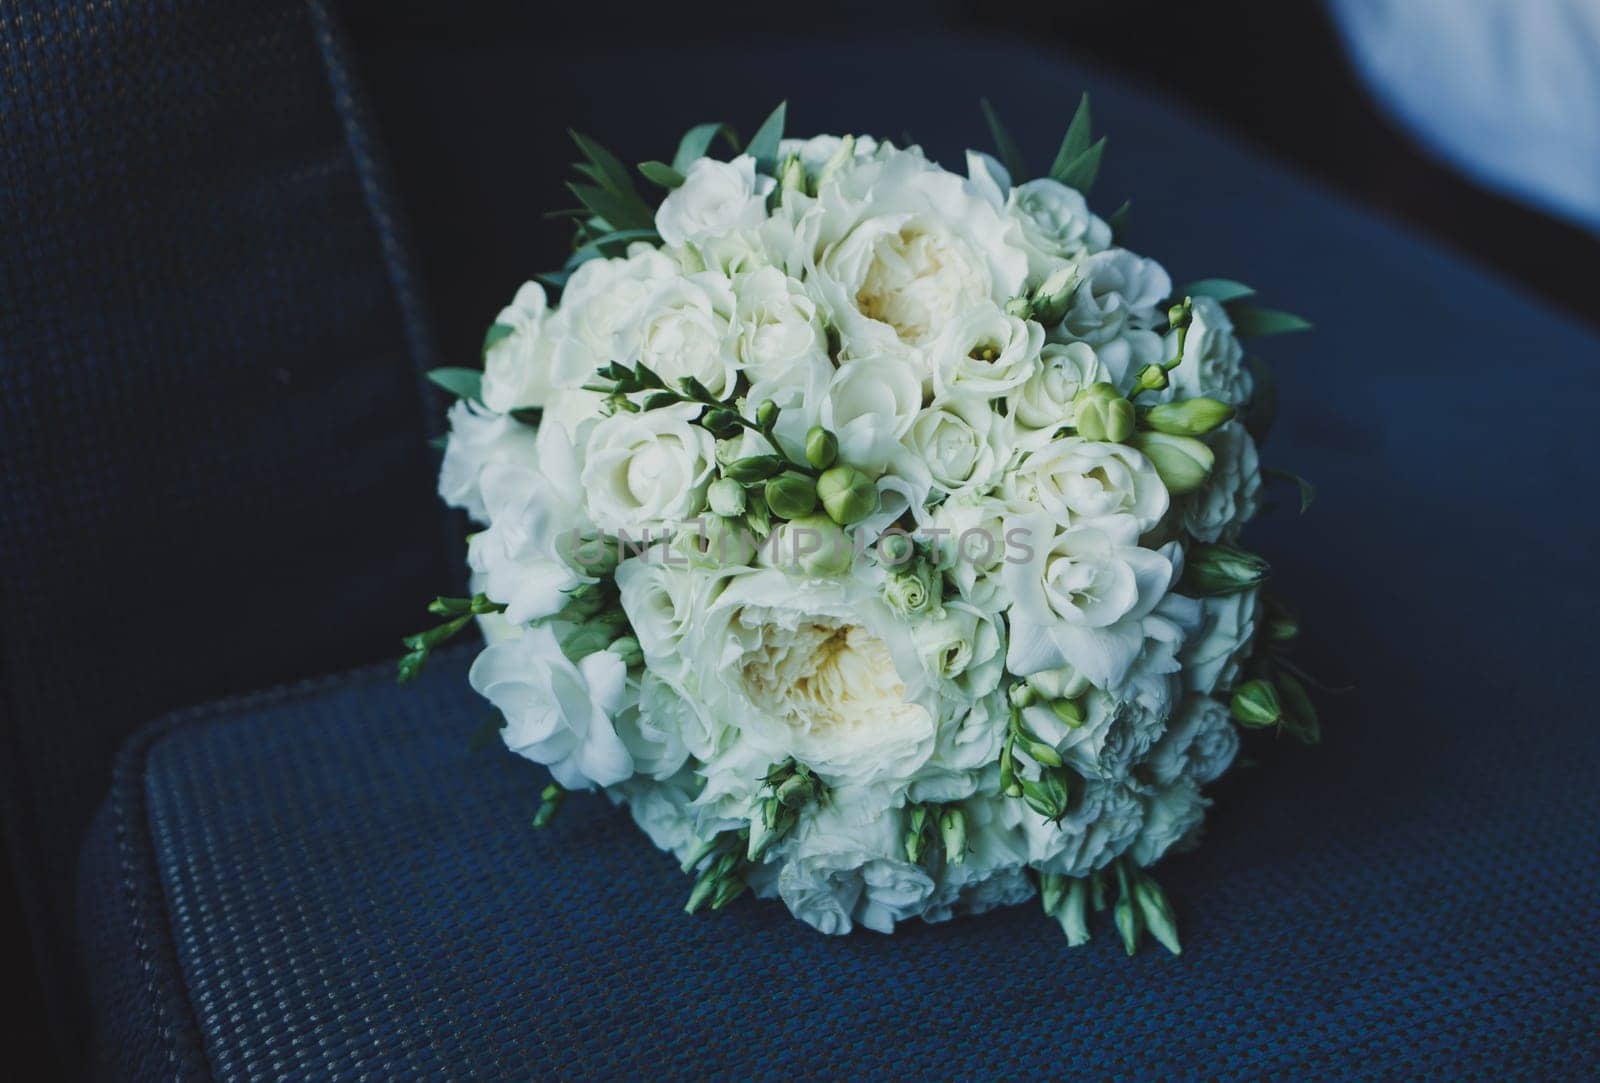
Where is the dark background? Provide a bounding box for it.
[11,0,1596,1075]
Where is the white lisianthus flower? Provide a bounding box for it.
[468,423,592,624]
[609,770,701,859]
[819,356,925,475]
[469,625,633,790]
[910,599,1005,702]
[1145,695,1240,786]
[438,400,540,522]
[1163,295,1253,406]
[693,570,939,790]
[1057,248,1171,345]
[548,245,678,385]
[731,265,830,384]
[1006,777,1144,878]
[801,147,1027,366]
[655,154,775,249]
[931,302,1043,400]
[1181,588,1260,695]
[1002,437,1169,533]
[1014,341,1109,433]
[1002,511,1179,689]
[482,281,558,412]
[580,403,717,533]
[613,274,739,398]
[1128,776,1208,866]
[1007,178,1112,274]
[905,397,1012,501]
[909,691,1009,802]
[1183,421,1262,542]
[776,802,936,934]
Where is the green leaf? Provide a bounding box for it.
[638,160,685,189]
[1049,93,1093,181]
[746,101,787,174]
[1229,303,1313,337]
[672,122,737,173]
[1181,278,1256,303]
[1107,199,1132,242]
[980,98,1028,180]
[481,322,515,355]
[1263,467,1316,514]
[566,182,655,232]
[426,367,482,402]
[1058,136,1106,194]
[569,130,640,199]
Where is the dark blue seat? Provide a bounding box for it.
[10,5,1596,1078]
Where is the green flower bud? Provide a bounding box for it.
[1144,397,1236,436]
[785,514,854,576]
[815,134,855,190]
[532,783,565,829]
[939,807,967,865]
[764,471,818,520]
[1028,666,1090,701]
[723,455,787,483]
[679,835,719,875]
[1263,595,1298,642]
[706,477,747,517]
[774,772,813,809]
[1129,431,1214,494]
[755,399,780,431]
[1056,877,1092,947]
[1040,872,1067,914]
[1277,672,1321,745]
[709,874,747,911]
[1073,382,1135,443]
[1024,738,1064,768]
[1021,772,1070,821]
[701,407,745,439]
[1050,697,1085,728]
[1030,266,1079,326]
[1115,889,1144,956]
[778,154,805,200]
[999,740,1021,797]
[816,464,878,525]
[1134,873,1182,955]
[1004,295,1034,320]
[1131,363,1169,395]
[1007,683,1036,709]
[607,636,643,668]
[877,531,916,567]
[1182,542,1270,595]
[884,561,938,618]
[1167,297,1193,329]
[1230,678,1282,727]
[805,426,839,469]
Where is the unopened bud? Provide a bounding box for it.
[1115,888,1144,956]
[939,807,967,864]
[785,514,853,577]
[1050,697,1086,728]
[723,455,787,483]
[1134,873,1182,955]
[775,772,812,809]
[778,154,805,200]
[1024,738,1064,768]
[1167,298,1193,329]
[1030,266,1079,326]
[805,426,839,470]
[816,465,878,525]
[532,783,565,829]
[1028,666,1090,701]
[707,477,746,517]
[755,399,780,431]
[1074,382,1135,443]
[1131,363,1169,395]
[1183,542,1270,595]
[701,407,745,440]
[1129,431,1213,494]
[816,134,855,190]
[764,471,818,520]
[1007,683,1036,709]
[877,531,916,566]
[607,636,643,668]
[1057,877,1091,946]
[1263,596,1298,642]
[1144,397,1235,436]
[1230,678,1282,727]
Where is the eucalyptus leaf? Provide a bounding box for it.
[1229,303,1313,337]
[638,160,685,189]
[1049,93,1093,181]
[427,435,448,451]
[1182,278,1256,303]
[569,130,639,199]
[481,322,515,355]
[1058,137,1106,195]
[1263,468,1317,514]
[672,122,737,172]
[426,367,482,402]
[566,182,655,232]
[746,101,787,174]
[979,98,1028,180]
[536,270,570,290]
[1107,199,1132,243]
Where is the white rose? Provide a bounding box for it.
[438,400,539,522]
[1163,295,1253,405]
[614,554,730,702]
[1182,421,1261,543]
[801,147,1027,364]
[692,569,939,790]
[1057,248,1171,346]
[580,403,717,533]
[655,154,775,249]
[1144,695,1239,786]
[776,803,936,934]
[613,273,739,398]
[930,302,1043,400]
[819,356,925,475]
[548,246,678,385]
[1002,436,1169,533]
[1128,777,1208,866]
[1002,511,1179,689]
[731,265,830,383]
[1181,588,1260,695]
[905,397,1011,501]
[1005,777,1143,878]
[468,422,592,624]
[1007,178,1112,274]
[1014,342,1110,433]
[469,626,633,790]
[481,281,558,412]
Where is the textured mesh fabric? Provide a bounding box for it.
[0,0,452,1050]
[76,32,1600,1074]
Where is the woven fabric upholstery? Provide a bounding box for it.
[78,36,1600,1077]
[0,0,452,1049]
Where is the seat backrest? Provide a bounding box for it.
[0,0,453,1051]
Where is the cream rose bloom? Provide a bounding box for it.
[482,281,558,412]
[655,154,775,249]
[580,403,716,532]
[1002,436,1170,533]
[1014,341,1110,433]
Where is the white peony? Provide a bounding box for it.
[469,625,633,790]
[655,154,775,249]
[438,400,540,522]
[580,403,717,533]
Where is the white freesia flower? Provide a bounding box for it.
[655,154,775,249]
[1007,178,1112,274]
[1014,342,1109,433]
[482,282,558,412]
[1184,421,1262,542]
[438,400,540,522]
[1002,436,1169,533]
[469,625,632,790]
[777,803,936,934]
[580,403,716,532]
[1145,695,1240,786]
[931,302,1043,400]
[1002,511,1179,689]
[1182,588,1260,695]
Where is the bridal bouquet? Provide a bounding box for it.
[402,100,1317,953]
